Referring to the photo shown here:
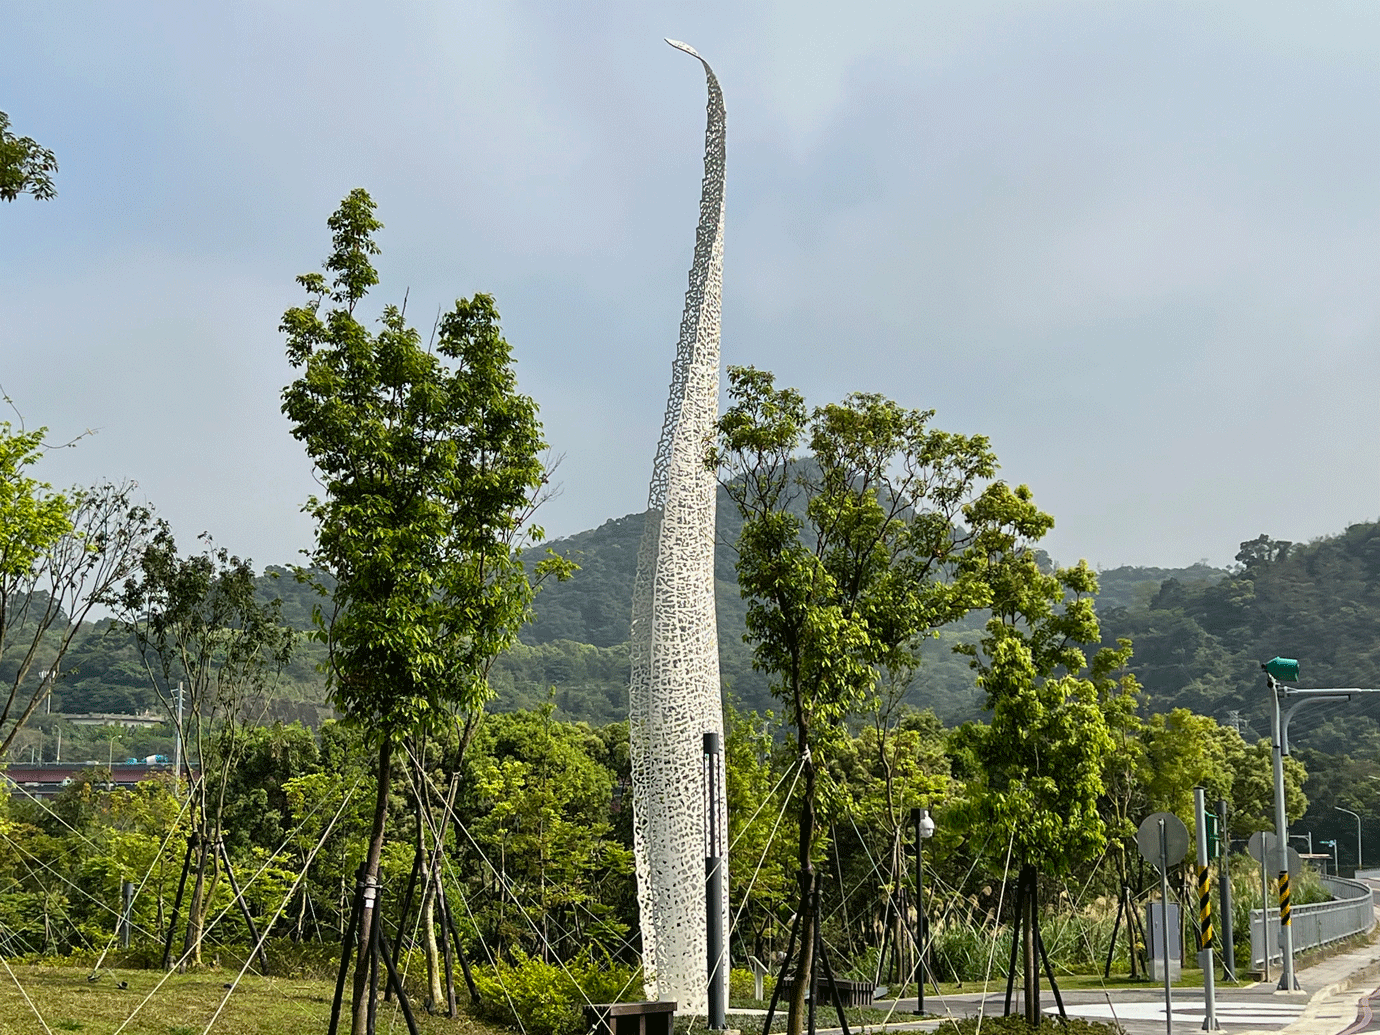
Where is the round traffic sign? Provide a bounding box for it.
[1268,845,1303,878]
[1248,830,1277,865]
[1137,812,1190,870]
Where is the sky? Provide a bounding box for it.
[4,2,1380,573]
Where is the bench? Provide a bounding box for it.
[584,1000,677,1035]
[777,975,874,1007]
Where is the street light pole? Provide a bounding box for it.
[1269,681,1297,991]
[911,807,935,1017]
[1336,807,1362,875]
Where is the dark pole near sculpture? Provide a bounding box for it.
[912,807,935,1016]
[706,732,726,1030]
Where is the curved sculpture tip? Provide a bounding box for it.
[665,38,702,59]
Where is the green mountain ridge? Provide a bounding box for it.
[28,510,1380,760]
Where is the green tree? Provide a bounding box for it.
[110,528,294,964]
[955,500,1131,1024]
[713,366,1004,1035]
[281,188,565,1034]
[0,112,57,202]
[1,421,156,755]
[460,707,631,962]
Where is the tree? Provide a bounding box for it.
[110,528,295,964]
[0,112,57,202]
[281,188,565,1034]
[1,421,156,755]
[713,366,1007,1035]
[955,498,1132,1024]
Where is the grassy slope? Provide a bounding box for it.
[0,967,506,1035]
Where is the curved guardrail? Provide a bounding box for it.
[1249,875,1375,970]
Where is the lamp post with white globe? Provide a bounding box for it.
[912,807,936,1016]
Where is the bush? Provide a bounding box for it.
[729,965,773,1001]
[470,951,643,1035]
[934,1015,1125,1035]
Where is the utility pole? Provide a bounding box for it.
[172,681,184,783]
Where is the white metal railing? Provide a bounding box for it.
[1250,875,1375,970]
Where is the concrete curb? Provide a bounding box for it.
[1263,955,1380,1035]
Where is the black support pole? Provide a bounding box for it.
[161,833,196,970]
[217,838,268,973]
[705,732,726,1031]
[328,864,365,1035]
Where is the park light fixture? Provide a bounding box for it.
[918,808,936,839]
[1336,806,1362,873]
[912,807,936,1017]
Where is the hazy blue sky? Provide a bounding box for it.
[5,3,1380,572]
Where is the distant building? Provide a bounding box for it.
[59,712,166,729]
[0,760,192,798]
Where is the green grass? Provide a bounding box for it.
[0,966,509,1035]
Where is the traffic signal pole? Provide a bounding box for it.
[1269,684,1299,992]
[1262,658,1380,992]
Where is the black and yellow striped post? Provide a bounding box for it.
[1193,788,1220,1030]
[1198,864,1213,950]
[1279,870,1292,928]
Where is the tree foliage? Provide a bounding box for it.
[713,365,1017,1035]
[281,188,561,739]
[0,421,156,756]
[0,111,57,202]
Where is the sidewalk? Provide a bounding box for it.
[1265,935,1380,1035]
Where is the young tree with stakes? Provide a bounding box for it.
[111,527,294,966]
[953,494,1130,1025]
[712,366,1013,1035]
[281,189,566,1035]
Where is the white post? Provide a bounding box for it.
[1158,818,1174,1035]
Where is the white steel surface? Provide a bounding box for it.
[628,39,728,1015]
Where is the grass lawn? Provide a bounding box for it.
[0,965,507,1035]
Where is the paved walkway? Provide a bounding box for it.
[728,918,1380,1035]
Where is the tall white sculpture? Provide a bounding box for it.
[628,39,728,1015]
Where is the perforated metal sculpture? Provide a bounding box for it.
[628,39,728,1015]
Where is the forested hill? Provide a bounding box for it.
[1098,526,1380,749]
[520,514,1380,751]
[39,512,1380,750]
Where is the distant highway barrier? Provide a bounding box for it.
[1250,875,1375,971]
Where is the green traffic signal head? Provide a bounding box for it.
[1264,657,1300,683]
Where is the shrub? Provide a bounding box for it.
[934,1015,1125,1035]
[729,965,773,1001]
[471,951,643,1035]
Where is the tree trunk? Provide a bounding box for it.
[423,869,444,1008]
[785,746,817,1035]
[1022,864,1039,1026]
[184,832,213,965]
[351,736,393,1035]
